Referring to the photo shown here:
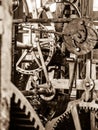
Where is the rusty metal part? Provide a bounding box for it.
[63,18,98,55]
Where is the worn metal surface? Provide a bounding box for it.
[63,18,98,55]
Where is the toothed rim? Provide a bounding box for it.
[9,83,45,130]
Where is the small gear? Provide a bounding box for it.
[52,99,98,130]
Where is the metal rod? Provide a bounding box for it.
[71,106,82,130]
[13,17,98,24]
[86,59,91,78]
[13,17,73,24]
[36,39,50,87]
[69,58,78,95]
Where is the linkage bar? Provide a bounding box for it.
[13,17,73,24]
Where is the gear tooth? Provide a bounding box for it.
[58,115,64,122]
[85,107,89,112]
[52,127,55,130]
[20,102,24,109]
[88,107,90,110]
[64,112,66,116]
[60,116,63,121]
[67,110,71,115]
[81,106,84,110]
[61,116,64,121]
[89,108,92,111]
[53,125,56,128]
[58,118,62,122]
[66,113,70,119]
[79,106,82,110]
[54,123,58,128]
[62,114,65,118]
[63,114,66,119]
[66,111,69,115]
[91,107,94,111]
[93,107,96,111]
[64,112,67,115]
[84,106,87,110]
[55,119,60,124]
[25,109,30,116]
[95,108,97,112]
[53,121,57,127]
[95,108,98,112]
[95,108,98,111]
[57,118,61,122]
[14,95,19,103]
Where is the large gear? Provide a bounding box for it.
[51,99,98,130]
[9,83,45,130]
[49,78,98,130]
[52,77,98,130]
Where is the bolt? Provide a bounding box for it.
[76,47,81,52]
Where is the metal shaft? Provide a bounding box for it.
[71,106,82,130]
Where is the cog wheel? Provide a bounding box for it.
[9,83,45,130]
[52,99,98,130]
